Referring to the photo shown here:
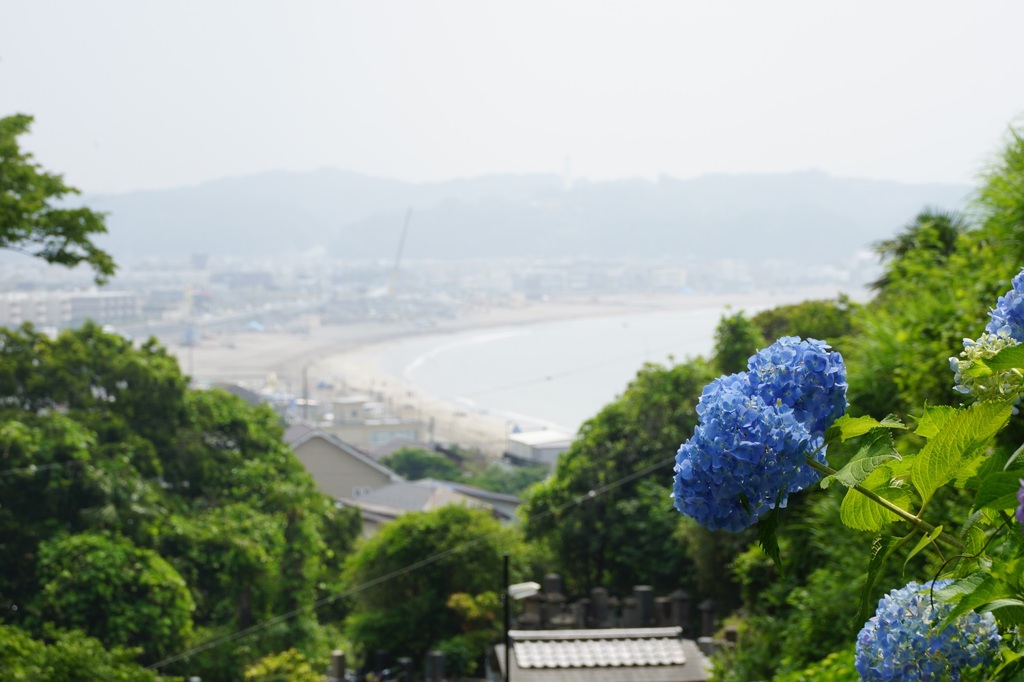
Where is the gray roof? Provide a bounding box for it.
[417,478,521,506]
[495,628,708,682]
[354,480,492,513]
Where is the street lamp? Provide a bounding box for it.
[504,553,540,682]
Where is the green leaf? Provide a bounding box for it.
[839,468,914,532]
[957,510,990,573]
[911,401,1012,504]
[825,414,906,443]
[915,404,958,439]
[858,534,899,624]
[903,525,943,576]
[756,507,783,576]
[974,471,1024,511]
[985,598,1024,612]
[821,430,900,490]
[967,344,1024,377]
[935,573,1011,630]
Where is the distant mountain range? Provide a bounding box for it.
[86,169,973,264]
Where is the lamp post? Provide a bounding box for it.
[503,553,540,682]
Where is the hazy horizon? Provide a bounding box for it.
[84,165,975,199]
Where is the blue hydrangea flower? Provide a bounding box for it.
[747,336,848,436]
[985,267,1024,341]
[950,330,1023,401]
[952,268,1024,403]
[673,372,825,531]
[1016,479,1024,531]
[855,580,1000,682]
[673,337,846,531]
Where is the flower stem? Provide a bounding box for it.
[805,457,966,551]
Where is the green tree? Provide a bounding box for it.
[464,463,549,495]
[0,114,115,283]
[0,624,159,682]
[751,297,856,353]
[244,648,325,682]
[871,209,968,291]
[843,132,1024,422]
[30,533,195,664]
[381,446,463,481]
[713,310,765,374]
[521,358,716,595]
[342,505,523,671]
[0,322,362,678]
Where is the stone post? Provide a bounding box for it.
[329,650,345,682]
[588,587,609,628]
[633,585,654,627]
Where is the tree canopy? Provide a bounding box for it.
[0,114,115,283]
[342,505,525,676]
[0,323,362,680]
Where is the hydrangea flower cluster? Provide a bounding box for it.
[747,336,848,435]
[952,267,1024,400]
[985,268,1024,340]
[1016,479,1024,529]
[950,330,1024,401]
[855,580,1001,682]
[672,337,847,531]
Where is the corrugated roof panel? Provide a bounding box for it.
[514,636,688,669]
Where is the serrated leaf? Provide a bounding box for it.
[974,471,1024,511]
[821,430,900,490]
[757,507,783,576]
[840,470,914,532]
[957,510,990,572]
[911,401,1012,504]
[935,572,988,600]
[858,534,899,624]
[935,573,1010,630]
[986,600,1024,629]
[955,452,989,489]
[985,598,1024,612]
[915,404,959,439]
[903,525,943,576]
[825,414,906,443]
[967,344,1024,377]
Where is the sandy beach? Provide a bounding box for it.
[169,289,845,456]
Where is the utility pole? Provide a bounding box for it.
[389,207,413,297]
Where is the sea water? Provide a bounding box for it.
[374,305,741,434]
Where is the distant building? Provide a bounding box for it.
[284,424,401,500]
[506,430,574,466]
[339,478,521,536]
[0,290,138,329]
[494,627,709,682]
[68,291,139,327]
[319,395,424,451]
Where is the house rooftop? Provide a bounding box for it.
[495,627,708,682]
[509,430,575,446]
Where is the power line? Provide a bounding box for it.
[0,461,71,477]
[147,454,677,670]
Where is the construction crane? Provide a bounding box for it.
[388,207,413,297]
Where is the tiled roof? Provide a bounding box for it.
[512,628,686,669]
[495,628,709,682]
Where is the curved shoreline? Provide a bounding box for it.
[171,288,850,455]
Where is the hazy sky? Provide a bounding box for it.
[3,1,1023,194]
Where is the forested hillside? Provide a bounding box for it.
[523,127,1024,680]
